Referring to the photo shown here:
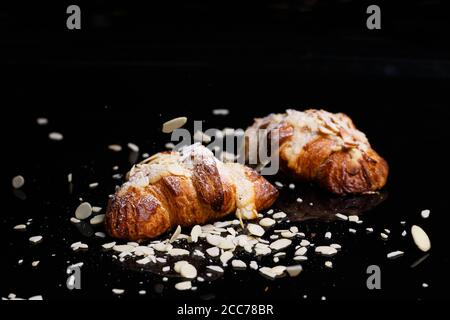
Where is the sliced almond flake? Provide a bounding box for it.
[384,229,391,234]
[380,232,389,240]
[315,246,338,257]
[13,224,27,230]
[295,247,308,256]
[197,277,205,282]
[269,239,292,250]
[136,257,151,265]
[227,227,236,237]
[162,266,170,272]
[206,234,223,246]
[12,175,25,189]
[330,243,342,250]
[366,227,374,233]
[194,249,205,258]
[387,251,404,259]
[127,142,139,152]
[325,261,333,268]
[108,144,122,152]
[275,181,284,188]
[220,251,233,266]
[89,214,105,225]
[348,215,359,222]
[325,232,332,239]
[259,218,275,227]
[49,132,63,141]
[139,290,146,295]
[168,248,189,256]
[281,231,295,238]
[259,267,276,279]
[421,209,430,219]
[288,183,295,189]
[231,260,246,269]
[29,236,43,244]
[153,242,171,252]
[249,261,258,270]
[112,289,124,295]
[156,257,167,263]
[401,230,407,237]
[89,182,99,189]
[300,240,310,247]
[102,242,116,249]
[270,235,279,240]
[113,244,135,253]
[75,202,92,220]
[271,265,287,276]
[180,263,197,279]
[36,117,48,125]
[174,261,189,273]
[272,212,287,219]
[349,228,356,234]
[286,265,303,277]
[293,256,308,261]
[190,225,202,243]
[162,117,187,133]
[266,209,274,215]
[70,217,80,224]
[212,109,229,116]
[169,225,182,243]
[218,239,235,250]
[247,224,265,237]
[207,265,224,273]
[411,225,431,252]
[127,242,139,247]
[175,281,192,291]
[335,213,348,221]
[31,260,40,267]
[95,232,106,238]
[165,142,175,149]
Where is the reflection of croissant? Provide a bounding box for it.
[245,109,389,195]
[105,144,278,240]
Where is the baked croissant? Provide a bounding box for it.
[105,144,278,240]
[245,109,388,195]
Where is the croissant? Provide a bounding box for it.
[245,109,388,195]
[105,144,278,240]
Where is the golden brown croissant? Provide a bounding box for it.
[245,109,388,195]
[105,144,278,240]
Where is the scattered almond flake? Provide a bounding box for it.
[180,263,197,279]
[325,232,332,240]
[218,239,235,250]
[270,235,279,240]
[402,230,407,237]
[162,117,188,133]
[69,217,80,224]
[411,225,431,252]
[259,267,277,279]
[335,213,348,221]
[230,260,246,269]
[113,244,135,253]
[220,251,233,266]
[89,214,105,225]
[290,226,299,233]
[175,281,192,291]
[13,224,27,230]
[421,209,430,219]
[400,221,406,225]
[286,265,303,277]
[273,257,279,263]
[36,117,48,125]
[366,227,374,233]
[293,256,308,261]
[29,236,43,244]
[215,221,233,228]
[152,242,171,252]
[325,261,333,268]
[102,242,116,249]
[248,224,265,237]
[174,261,189,273]
[162,266,170,272]
[168,248,190,256]
[275,181,284,188]
[295,247,308,256]
[348,215,359,222]
[422,283,429,288]
[300,240,310,247]
[259,218,275,227]
[212,109,229,116]
[380,232,389,240]
[18,259,23,265]
[266,209,274,215]
[141,153,150,159]
[296,198,303,203]
[165,142,175,149]
[321,296,327,301]
[309,202,314,206]
[330,244,341,250]
[136,257,151,265]
[49,132,63,141]
[29,295,43,301]
[227,227,236,237]
[108,144,122,152]
[139,290,146,295]
[127,142,139,152]
[281,231,295,238]
[269,239,292,250]
[206,234,223,247]
[274,252,286,258]
[169,225,182,243]
[387,251,404,259]
[8,293,16,299]
[315,246,338,257]
[384,229,391,234]
[163,277,168,282]
[288,183,295,189]
[190,225,202,243]
[92,207,102,214]
[67,173,72,183]
[112,166,119,171]
[95,232,106,238]
[75,202,92,220]
[271,266,286,276]
[12,175,25,189]
[31,260,40,267]
[89,182,99,189]
[133,246,154,256]
[207,265,224,273]
[272,212,287,219]
[112,289,124,295]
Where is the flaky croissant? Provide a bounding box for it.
[105,144,278,240]
[245,109,388,195]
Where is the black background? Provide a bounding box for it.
[1,0,450,306]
